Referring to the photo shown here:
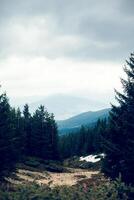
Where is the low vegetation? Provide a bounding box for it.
[1,175,134,200]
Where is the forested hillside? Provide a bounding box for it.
[0,88,108,173]
[57,108,110,134]
[59,119,107,158]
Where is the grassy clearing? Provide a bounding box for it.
[1,157,133,200]
[5,163,99,187]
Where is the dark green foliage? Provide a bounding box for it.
[103,53,134,184]
[31,105,48,158]
[0,93,19,175]
[24,157,41,168]
[93,119,107,153]
[10,108,23,161]
[0,88,59,177]
[23,104,32,156]
[0,177,134,200]
[31,106,59,160]
[59,119,107,159]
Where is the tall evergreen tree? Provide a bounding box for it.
[0,92,18,174]
[31,106,59,160]
[10,107,23,161]
[31,105,47,158]
[46,113,59,160]
[103,53,134,184]
[23,104,32,155]
[93,119,107,153]
[77,126,87,156]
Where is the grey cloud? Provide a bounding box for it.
[119,0,134,15]
[0,0,133,61]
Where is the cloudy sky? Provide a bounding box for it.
[0,0,134,115]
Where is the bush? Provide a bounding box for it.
[44,163,68,173]
[0,176,134,200]
[24,157,41,168]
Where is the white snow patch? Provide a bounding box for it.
[80,154,105,163]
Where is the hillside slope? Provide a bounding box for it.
[57,108,110,134]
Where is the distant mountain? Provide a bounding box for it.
[57,108,110,134]
[29,94,94,119]
[11,94,109,120]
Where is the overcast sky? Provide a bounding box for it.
[0,0,134,108]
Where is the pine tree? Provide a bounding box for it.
[0,92,17,174]
[77,126,87,156]
[31,105,47,158]
[23,104,32,155]
[47,113,59,160]
[103,53,134,184]
[10,107,23,161]
[93,119,107,153]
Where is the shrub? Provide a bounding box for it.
[0,176,134,200]
[24,157,41,168]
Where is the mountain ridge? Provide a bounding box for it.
[57,108,110,134]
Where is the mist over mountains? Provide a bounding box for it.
[10,94,110,120]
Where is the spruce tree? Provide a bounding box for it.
[77,126,87,156]
[0,92,17,174]
[23,104,32,156]
[10,108,23,161]
[31,105,47,158]
[93,119,107,153]
[31,106,59,160]
[103,53,134,184]
[46,113,59,160]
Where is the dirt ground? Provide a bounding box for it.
[6,167,99,187]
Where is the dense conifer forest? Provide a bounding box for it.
[0,94,59,176]
[59,119,107,159]
[0,88,107,175]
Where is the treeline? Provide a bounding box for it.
[0,93,58,175]
[59,119,107,159]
